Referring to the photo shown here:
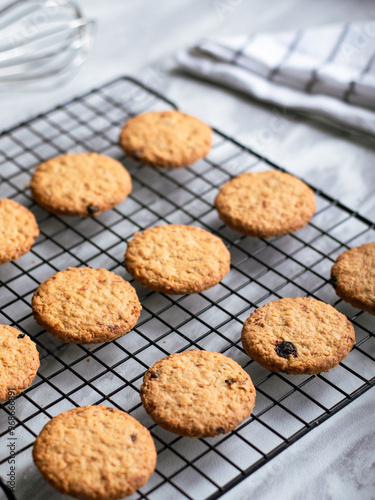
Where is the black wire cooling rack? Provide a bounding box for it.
[0,76,374,500]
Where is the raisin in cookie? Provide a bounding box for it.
[32,267,141,344]
[33,405,157,500]
[331,242,375,315]
[125,224,230,294]
[31,152,131,216]
[141,350,255,437]
[215,171,316,238]
[119,110,212,168]
[241,297,355,374]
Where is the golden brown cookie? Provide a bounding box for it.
[0,198,39,264]
[119,110,212,168]
[0,324,40,402]
[32,267,141,344]
[241,297,355,375]
[215,170,316,238]
[31,152,132,216]
[125,224,230,294]
[33,405,157,500]
[141,350,256,438]
[331,242,375,315]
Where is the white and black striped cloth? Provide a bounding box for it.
[177,22,375,136]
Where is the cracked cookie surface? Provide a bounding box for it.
[0,324,40,401]
[215,171,316,237]
[31,152,131,216]
[125,224,230,294]
[32,267,141,344]
[141,350,256,437]
[119,110,212,168]
[0,198,39,264]
[331,242,375,315]
[33,405,157,500]
[241,297,355,374]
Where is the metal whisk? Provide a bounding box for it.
[0,0,95,89]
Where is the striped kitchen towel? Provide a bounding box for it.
[177,22,375,136]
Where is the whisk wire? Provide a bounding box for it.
[0,0,95,88]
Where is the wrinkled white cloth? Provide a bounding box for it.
[177,22,375,136]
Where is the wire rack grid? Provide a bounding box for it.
[0,76,374,500]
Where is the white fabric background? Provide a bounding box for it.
[0,1,374,499]
[177,22,375,135]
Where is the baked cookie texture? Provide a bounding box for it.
[215,170,316,238]
[33,405,157,500]
[0,324,40,402]
[331,242,375,315]
[125,224,230,294]
[241,297,355,375]
[141,350,256,438]
[119,110,212,168]
[31,152,132,216]
[0,198,39,264]
[32,267,141,344]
